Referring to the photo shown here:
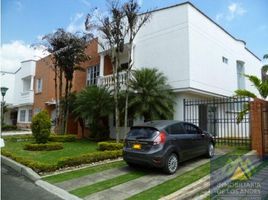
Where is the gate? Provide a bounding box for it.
[183,97,251,146]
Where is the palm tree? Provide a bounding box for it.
[73,86,113,138]
[235,74,268,122]
[128,68,176,122]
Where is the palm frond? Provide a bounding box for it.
[234,89,257,99]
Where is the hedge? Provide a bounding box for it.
[2,124,17,131]
[3,135,33,142]
[57,150,123,168]
[1,149,57,172]
[23,142,63,151]
[1,149,122,173]
[98,142,124,151]
[48,134,76,142]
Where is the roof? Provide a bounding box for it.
[142,1,261,61]
[132,120,182,130]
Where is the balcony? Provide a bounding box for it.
[97,72,127,87]
[18,90,34,105]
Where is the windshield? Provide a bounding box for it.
[127,127,158,139]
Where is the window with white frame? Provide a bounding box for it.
[22,76,31,92]
[28,109,32,122]
[36,78,43,93]
[222,56,228,64]
[237,61,245,89]
[19,110,26,122]
[87,65,100,85]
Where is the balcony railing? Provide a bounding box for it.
[98,72,127,87]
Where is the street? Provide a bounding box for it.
[1,163,62,200]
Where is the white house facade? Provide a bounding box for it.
[1,60,36,128]
[97,2,262,138]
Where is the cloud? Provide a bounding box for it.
[216,2,247,22]
[138,0,143,6]
[66,12,86,33]
[0,41,49,72]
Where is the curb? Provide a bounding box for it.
[160,150,261,200]
[1,155,82,200]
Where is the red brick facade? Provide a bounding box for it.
[250,98,268,158]
[33,39,112,137]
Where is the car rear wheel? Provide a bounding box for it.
[164,153,178,174]
[206,143,215,158]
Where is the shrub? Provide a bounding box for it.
[1,149,57,172]
[23,142,63,151]
[98,142,123,151]
[3,135,33,142]
[58,150,122,168]
[31,111,51,144]
[2,124,17,131]
[49,134,76,142]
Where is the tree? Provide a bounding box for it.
[122,0,151,134]
[43,29,90,134]
[85,1,127,142]
[235,55,268,122]
[128,68,176,121]
[73,86,113,138]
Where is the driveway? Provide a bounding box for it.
[52,148,228,200]
[1,163,62,200]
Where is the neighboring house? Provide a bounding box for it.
[1,60,36,129]
[32,39,112,137]
[97,2,262,138]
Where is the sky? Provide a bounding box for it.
[1,0,268,72]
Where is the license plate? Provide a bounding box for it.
[133,144,141,150]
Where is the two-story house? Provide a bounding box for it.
[32,2,261,138]
[1,60,36,129]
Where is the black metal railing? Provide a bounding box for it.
[183,97,251,147]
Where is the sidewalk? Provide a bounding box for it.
[1,130,32,136]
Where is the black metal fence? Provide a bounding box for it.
[183,97,251,147]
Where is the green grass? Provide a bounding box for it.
[43,161,126,183]
[127,149,248,200]
[70,171,147,197]
[2,139,98,166]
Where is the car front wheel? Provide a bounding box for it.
[164,153,178,174]
[206,143,215,158]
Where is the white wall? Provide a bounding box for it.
[133,4,190,90]
[13,60,36,106]
[187,4,262,97]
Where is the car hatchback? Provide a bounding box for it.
[123,120,215,174]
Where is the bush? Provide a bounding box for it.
[23,142,63,151]
[3,135,33,142]
[98,142,123,151]
[58,150,122,168]
[2,124,17,131]
[31,111,51,144]
[49,134,76,142]
[1,149,57,172]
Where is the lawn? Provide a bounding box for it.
[2,137,98,166]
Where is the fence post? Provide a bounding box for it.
[250,99,265,158]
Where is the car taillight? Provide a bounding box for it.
[153,131,166,145]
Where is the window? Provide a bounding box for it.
[183,123,200,134]
[34,108,41,115]
[19,110,26,122]
[166,123,185,135]
[87,65,100,85]
[237,61,245,89]
[22,76,31,92]
[120,63,129,71]
[28,109,32,122]
[222,56,228,64]
[36,79,43,93]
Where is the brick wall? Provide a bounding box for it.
[250,98,268,158]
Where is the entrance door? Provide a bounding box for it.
[207,106,218,136]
